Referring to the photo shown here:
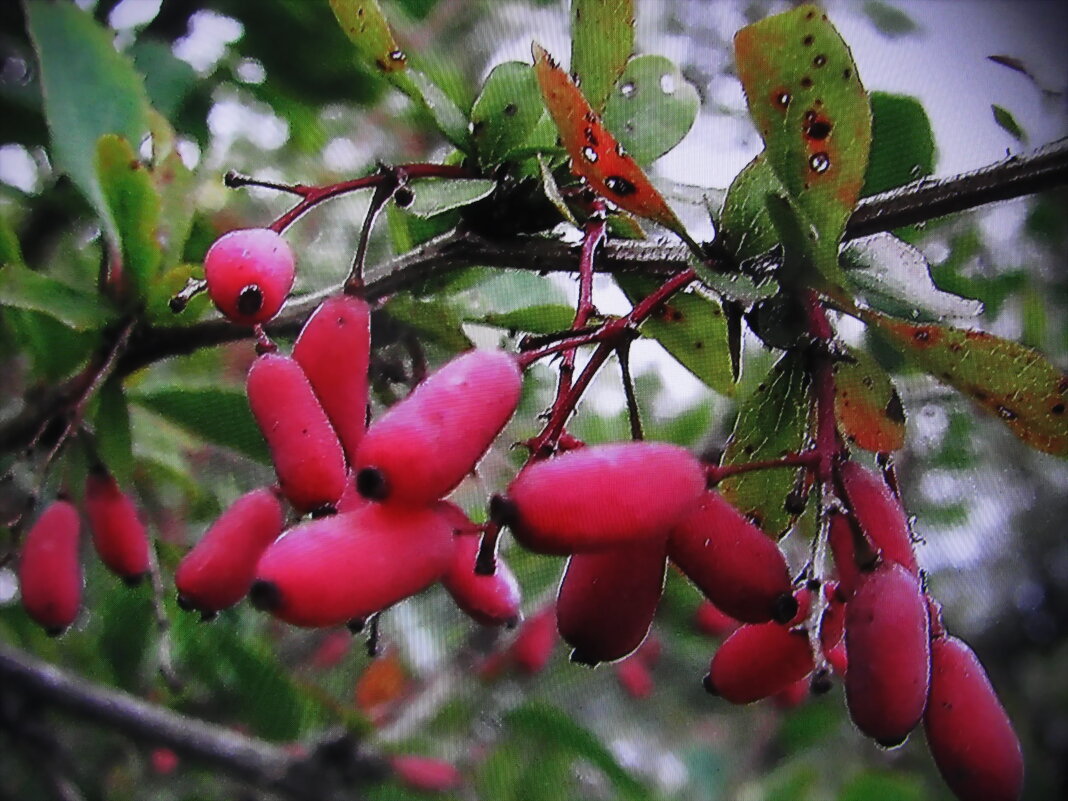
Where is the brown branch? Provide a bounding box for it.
[0,642,388,801]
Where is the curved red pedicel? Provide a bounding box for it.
[84,471,150,583]
[18,500,83,634]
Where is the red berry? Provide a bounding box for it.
[669,491,795,624]
[835,460,918,575]
[175,487,284,614]
[293,295,371,464]
[442,528,521,627]
[556,539,667,665]
[354,349,522,505]
[246,353,347,513]
[827,509,864,600]
[706,622,814,704]
[924,635,1023,801]
[390,755,462,793]
[615,652,655,699]
[203,228,295,325]
[509,605,558,675]
[694,600,739,639]
[502,442,705,554]
[84,471,150,583]
[251,504,454,627]
[150,747,179,775]
[819,583,846,652]
[844,561,930,746]
[18,500,83,635]
[774,677,810,709]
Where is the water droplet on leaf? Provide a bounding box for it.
[660,73,676,94]
[620,82,636,98]
[604,175,637,196]
[809,152,831,173]
[582,146,598,163]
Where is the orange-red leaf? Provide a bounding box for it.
[532,42,686,236]
[834,345,905,452]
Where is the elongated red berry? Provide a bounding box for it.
[819,582,846,652]
[509,605,557,674]
[827,509,865,599]
[390,755,462,793]
[442,531,521,627]
[924,635,1023,801]
[836,460,918,575]
[354,349,522,505]
[251,504,454,627]
[669,491,795,623]
[845,561,930,746]
[556,539,667,665]
[247,353,347,513]
[705,622,814,704]
[175,487,284,614]
[293,295,371,464]
[18,500,82,634]
[203,228,295,325]
[84,470,150,583]
[695,600,739,638]
[615,652,655,699]
[501,442,705,554]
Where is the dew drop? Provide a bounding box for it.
[389,49,406,63]
[659,73,676,94]
[615,142,627,156]
[909,164,923,178]
[620,81,636,98]
[809,152,831,173]
[503,102,518,116]
[774,91,792,109]
[604,175,637,196]
[582,146,598,163]
[813,54,827,68]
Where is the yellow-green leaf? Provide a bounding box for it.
[570,0,635,113]
[834,345,905,452]
[328,0,407,73]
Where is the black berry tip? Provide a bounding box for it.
[876,733,909,750]
[346,617,367,634]
[810,668,833,695]
[45,625,67,638]
[236,285,264,316]
[772,593,799,624]
[122,572,148,588]
[702,674,718,696]
[488,494,518,527]
[199,610,218,623]
[355,467,389,501]
[569,649,600,668]
[249,580,282,612]
[176,593,195,612]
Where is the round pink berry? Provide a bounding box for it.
[203,228,296,325]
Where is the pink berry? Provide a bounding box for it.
[18,500,83,635]
[84,470,150,584]
[203,228,295,325]
[441,513,522,627]
[835,460,919,575]
[705,621,814,704]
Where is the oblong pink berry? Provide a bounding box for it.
[556,538,667,665]
[390,755,462,793]
[442,531,521,627]
[354,349,522,505]
[836,460,918,575]
[247,353,347,513]
[845,561,930,746]
[84,471,150,583]
[175,487,284,614]
[251,504,454,627]
[924,635,1024,801]
[293,295,371,464]
[827,509,865,600]
[18,500,83,635]
[503,442,706,554]
[669,490,795,623]
[706,622,814,704]
[509,604,557,675]
[203,228,295,325]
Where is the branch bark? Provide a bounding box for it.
[0,642,388,801]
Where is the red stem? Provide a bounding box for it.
[802,290,839,484]
[705,452,819,484]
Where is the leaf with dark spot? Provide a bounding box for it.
[834,344,905,452]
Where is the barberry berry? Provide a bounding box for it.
[84,470,150,584]
[18,499,83,635]
[203,228,295,325]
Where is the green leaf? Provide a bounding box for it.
[862,92,935,197]
[838,770,925,801]
[834,345,905,452]
[842,233,984,320]
[129,38,198,120]
[471,62,547,166]
[476,304,576,334]
[404,178,496,218]
[93,378,135,486]
[97,582,154,690]
[0,213,25,267]
[617,276,734,396]
[96,134,163,298]
[538,155,579,226]
[718,155,782,263]
[992,104,1027,143]
[570,0,635,113]
[734,4,872,289]
[0,263,116,331]
[4,309,100,381]
[26,1,151,236]
[721,352,812,535]
[328,0,407,73]
[603,55,700,166]
[397,68,473,151]
[148,111,197,271]
[861,2,920,38]
[863,310,1068,456]
[382,294,473,352]
[130,386,271,463]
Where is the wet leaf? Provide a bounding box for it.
[96,134,163,298]
[617,276,734,396]
[476,304,577,334]
[404,178,496,218]
[0,264,116,331]
[861,2,919,38]
[689,251,779,304]
[834,345,905,452]
[532,43,690,238]
[570,0,635,113]
[721,352,812,535]
[842,232,984,320]
[382,294,473,352]
[0,212,25,268]
[992,104,1027,143]
[471,62,547,166]
[603,55,700,166]
[734,4,871,288]
[719,155,782,263]
[328,0,407,73]
[862,92,935,197]
[863,310,1068,456]
[401,69,473,151]
[93,378,134,486]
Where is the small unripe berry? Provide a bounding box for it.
[84,470,150,583]
[705,622,814,704]
[354,349,521,505]
[924,635,1023,801]
[845,561,930,746]
[203,228,295,325]
[615,652,655,699]
[694,600,739,639]
[175,487,284,614]
[251,504,454,627]
[502,442,705,554]
[293,295,371,464]
[18,500,83,635]
[835,460,918,575]
[442,525,521,627]
[556,539,667,666]
[246,353,347,513]
[669,491,795,623]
